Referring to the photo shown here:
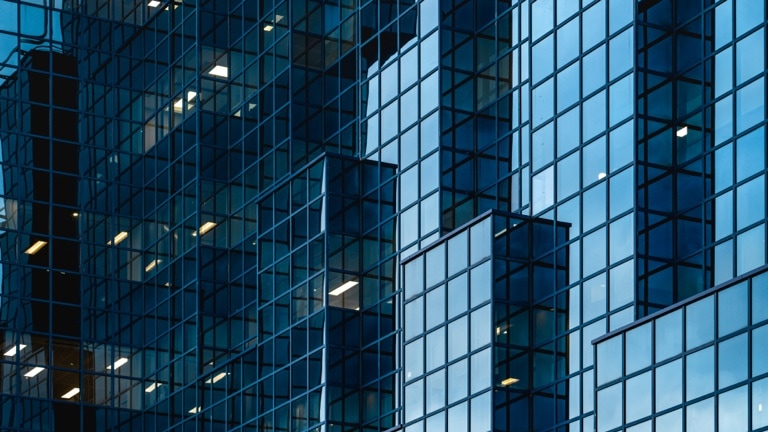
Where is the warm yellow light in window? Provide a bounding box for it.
[501,377,519,386]
[145,259,160,272]
[205,372,228,384]
[192,221,217,237]
[108,231,128,245]
[24,241,48,255]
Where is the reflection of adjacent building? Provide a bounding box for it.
[0,49,83,429]
[402,211,569,430]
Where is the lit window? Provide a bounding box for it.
[208,65,228,78]
[24,241,47,255]
[329,280,358,296]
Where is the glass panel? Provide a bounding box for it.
[718,281,748,337]
[448,273,468,319]
[405,338,424,381]
[405,297,424,340]
[426,245,446,288]
[686,397,714,432]
[448,359,468,404]
[596,335,622,385]
[655,359,682,411]
[425,284,446,330]
[753,377,768,428]
[425,370,445,414]
[470,305,491,350]
[470,348,491,394]
[718,333,748,389]
[625,371,652,423]
[470,261,492,307]
[425,327,445,372]
[597,382,622,432]
[753,325,768,376]
[448,316,468,361]
[686,346,714,401]
[447,231,468,277]
[753,272,768,324]
[625,323,652,374]
[719,385,748,432]
[685,296,714,350]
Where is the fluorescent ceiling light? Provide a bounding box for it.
[61,388,80,399]
[205,372,228,384]
[501,377,519,386]
[192,221,217,237]
[145,259,160,272]
[494,228,507,238]
[145,382,162,393]
[263,24,274,31]
[209,65,228,78]
[188,406,201,414]
[108,231,128,245]
[24,241,48,255]
[24,366,45,378]
[676,126,688,137]
[72,212,79,217]
[3,344,27,356]
[275,14,284,22]
[329,280,358,296]
[148,0,160,7]
[173,91,197,113]
[597,172,607,180]
[106,357,129,370]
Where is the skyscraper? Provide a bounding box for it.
[0,0,765,431]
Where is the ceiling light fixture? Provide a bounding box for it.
[61,388,80,399]
[24,366,45,378]
[263,24,274,31]
[145,382,162,393]
[501,377,519,386]
[329,280,358,296]
[3,344,27,357]
[145,259,160,272]
[108,231,128,246]
[188,406,201,414]
[106,357,129,370]
[205,372,228,384]
[209,65,228,78]
[24,241,48,255]
[148,0,160,7]
[192,221,217,237]
[676,126,688,137]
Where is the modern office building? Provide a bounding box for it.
[0,0,765,431]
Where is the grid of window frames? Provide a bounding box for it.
[595,266,768,431]
[402,211,567,432]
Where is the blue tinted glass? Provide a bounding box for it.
[736,29,765,85]
[655,310,682,361]
[532,78,554,125]
[557,18,579,67]
[609,29,633,79]
[718,282,748,336]
[448,273,468,319]
[655,359,682,411]
[405,297,424,340]
[686,296,714,350]
[736,176,764,230]
[582,91,606,141]
[719,386,748,432]
[596,335,622,385]
[582,45,606,96]
[608,0,633,34]
[686,347,714,400]
[715,0,733,49]
[531,0,554,41]
[609,75,633,126]
[557,62,579,112]
[753,377,768,428]
[598,383,622,431]
[448,360,468,404]
[718,334,748,389]
[532,36,554,84]
[715,191,734,240]
[426,285,446,330]
[625,372,652,423]
[735,0,764,37]
[753,272,768,324]
[447,232,468,277]
[715,47,733,98]
[736,127,765,182]
[737,224,765,275]
[582,1,605,50]
[736,78,765,133]
[686,397,714,432]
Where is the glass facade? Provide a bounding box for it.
[595,268,768,431]
[0,0,765,431]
